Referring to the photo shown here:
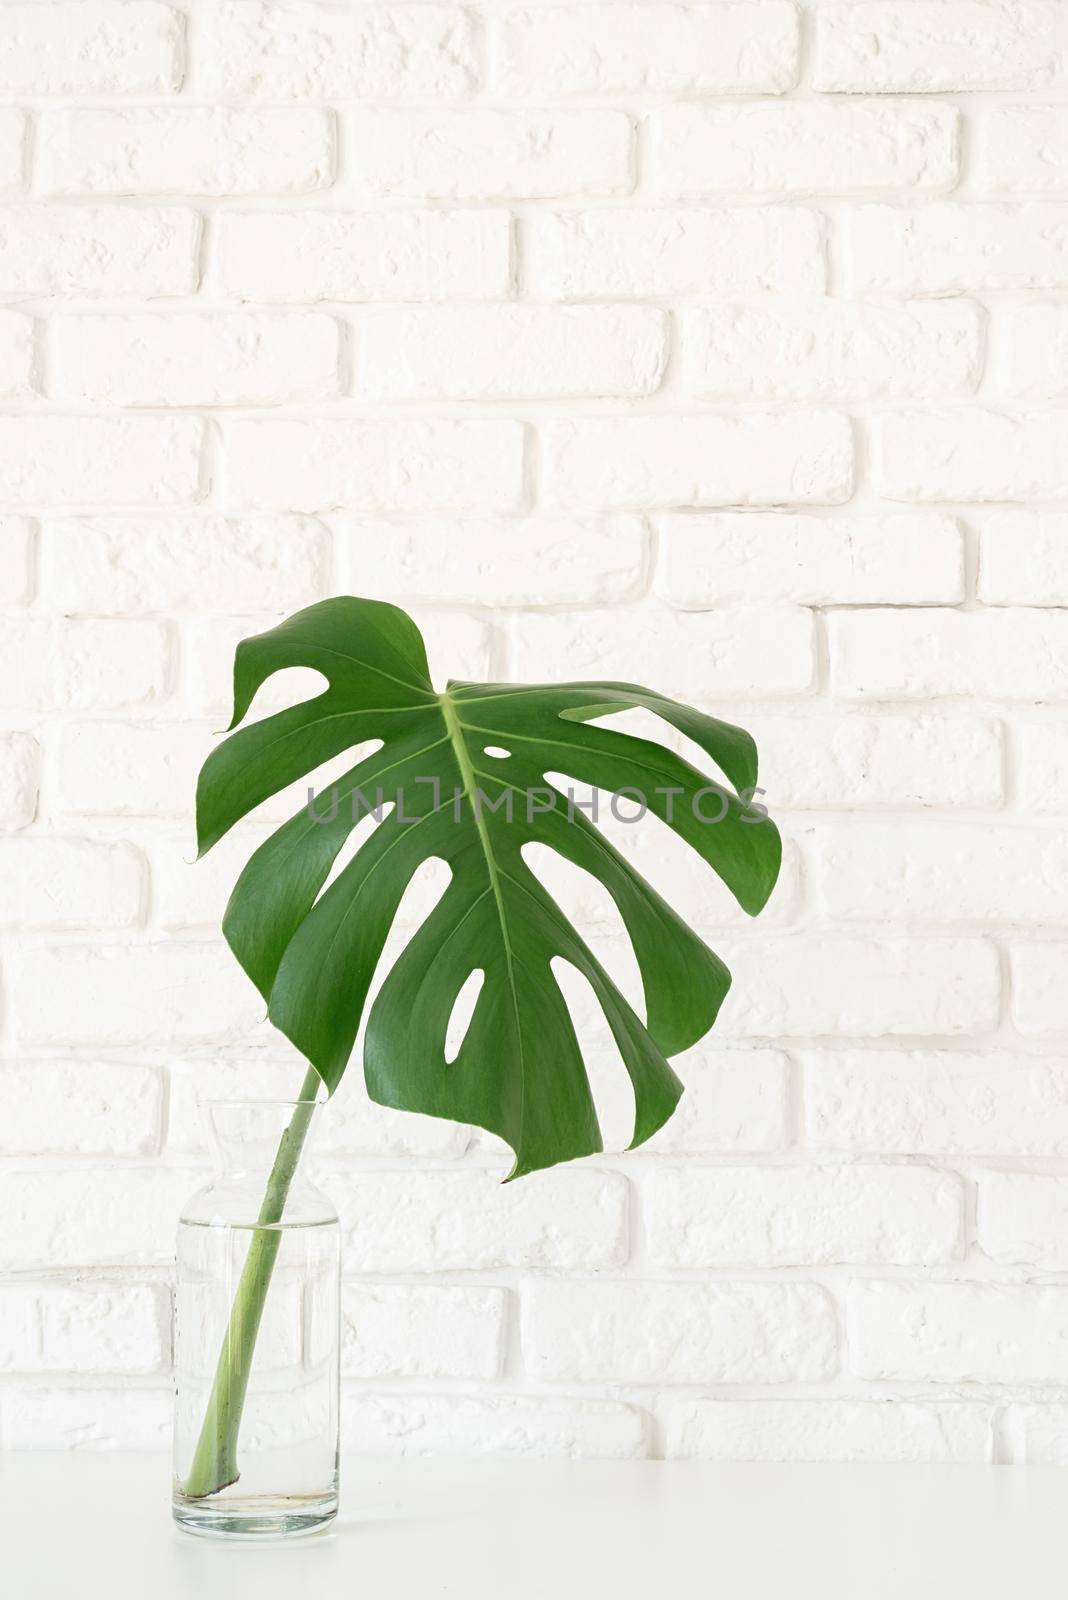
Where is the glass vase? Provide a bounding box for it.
[172,1097,340,1540]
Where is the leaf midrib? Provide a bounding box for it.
[439,692,525,1102]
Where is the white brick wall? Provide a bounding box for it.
[38,107,337,196]
[0,0,1066,1469]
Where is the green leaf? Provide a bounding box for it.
[196,597,780,1178]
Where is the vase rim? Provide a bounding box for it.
[197,1096,320,1109]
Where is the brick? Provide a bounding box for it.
[1017,709,1068,807]
[0,619,170,711]
[0,838,144,930]
[0,310,36,397]
[980,511,1068,603]
[0,732,39,829]
[649,102,958,196]
[656,512,963,607]
[342,1394,646,1459]
[320,1091,468,1161]
[0,416,205,508]
[644,1165,963,1267]
[665,1400,992,1464]
[612,1046,789,1154]
[341,1286,505,1379]
[510,605,815,698]
[42,514,328,614]
[989,303,1068,397]
[492,3,798,94]
[3,624,52,710]
[38,108,334,196]
[356,305,667,400]
[1,1283,167,1374]
[0,515,33,602]
[1011,943,1068,1035]
[806,1050,1068,1157]
[978,1172,1068,1268]
[524,207,824,299]
[419,606,502,685]
[0,1167,193,1266]
[1018,720,1068,812]
[204,2,479,97]
[333,1168,627,1271]
[181,1060,279,1148]
[843,204,1068,293]
[63,619,171,709]
[1003,1406,1068,1465]
[522,1280,837,1383]
[346,109,633,199]
[830,608,1068,700]
[975,107,1068,194]
[815,1,1068,91]
[55,721,212,817]
[150,822,276,933]
[226,418,524,512]
[0,109,25,191]
[815,820,1068,927]
[333,515,647,606]
[0,1061,161,1156]
[543,412,853,509]
[165,1059,303,1153]
[43,1284,169,1374]
[708,708,998,810]
[52,312,341,406]
[0,1284,37,1368]
[2,1387,171,1449]
[558,1045,789,1159]
[212,209,510,301]
[0,206,199,298]
[0,2,182,94]
[10,943,265,1046]
[717,936,999,1038]
[848,1281,1068,1385]
[681,301,981,401]
[878,409,1068,501]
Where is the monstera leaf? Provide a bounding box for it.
[197,596,780,1178]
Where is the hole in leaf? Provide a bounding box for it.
[393,856,452,933]
[319,801,393,898]
[248,665,331,721]
[540,763,741,932]
[344,861,456,1057]
[583,705,738,793]
[522,838,624,936]
[550,956,637,1152]
[483,745,511,759]
[270,739,384,825]
[445,968,485,1064]
[524,842,645,1029]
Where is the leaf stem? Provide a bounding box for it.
[180,1063,322,1500]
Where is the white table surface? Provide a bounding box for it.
[1,1452,1062,1598]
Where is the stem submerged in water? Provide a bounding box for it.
[182,1063,322,1500]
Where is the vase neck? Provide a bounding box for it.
[200,1099,320,1184]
